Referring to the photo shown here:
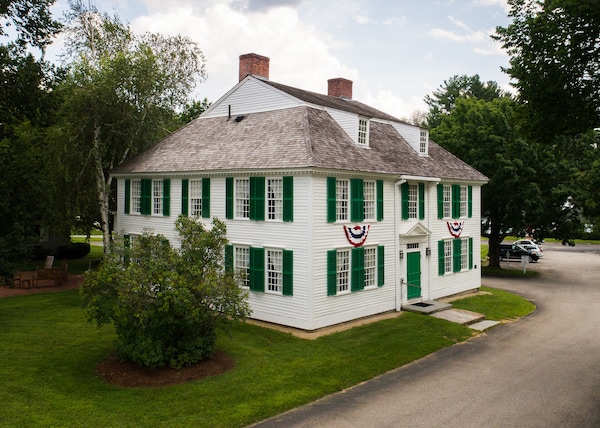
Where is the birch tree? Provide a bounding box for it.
[57,0,206,250]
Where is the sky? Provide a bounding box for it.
[45,0,513,120]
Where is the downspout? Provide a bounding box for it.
[394,179,406,311]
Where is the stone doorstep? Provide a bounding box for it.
[402,300,452,314]
[430,308,485,325]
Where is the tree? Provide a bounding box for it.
[494,0,600,142]
[81,215,250,369]
[431,97,542,267]
[55,1,206,250]
[177,97,212,125]
[0,0,61,51]
[424,74,505,128]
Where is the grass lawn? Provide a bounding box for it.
[0,287,533,427]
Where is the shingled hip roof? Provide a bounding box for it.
[111,105,487,183]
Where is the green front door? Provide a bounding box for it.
[407,251,421,299]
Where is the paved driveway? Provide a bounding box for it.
[252,244,600,427]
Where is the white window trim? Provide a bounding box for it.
[235,178,250,219]
[357,117,370,146]
[336,249,350,294]
[363,180,376,221]
[267,177,283,221]
[189,179,203,217]
[266,248,283,295]
[336,179,349,222]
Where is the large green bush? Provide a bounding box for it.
[81,216,250,369]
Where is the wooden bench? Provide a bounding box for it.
[34,267,62,287]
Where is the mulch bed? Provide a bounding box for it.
[1,272,236,387]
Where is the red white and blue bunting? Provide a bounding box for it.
[344,225,370,247]
[447,221,464,238]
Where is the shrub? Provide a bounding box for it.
[81,216,250,369]
[57,242,91,259]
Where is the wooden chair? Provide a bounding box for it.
[34,266,61,287]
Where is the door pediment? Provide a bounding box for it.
[399,221,431,238]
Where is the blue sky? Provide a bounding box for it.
[47,0,512,120]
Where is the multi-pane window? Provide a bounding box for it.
[235,246,250,288]
[235,178,250,218]
[152,180,163,215]
[363,180,376,220]
[419,130,428,154]
[189,179,202,216]
[408,184,418,219]
[443,240,453,274]
[460,238,469,271]
[267,178,283,220]
[131,179,141,214]
[459,185,468,218]
[443,185,452,218]
[358,117,369,145]
[336,179,349,221]
[266,249,283,293]
[364,247,377,288]
[336,250,350,293]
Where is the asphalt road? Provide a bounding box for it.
[252,243,600,427]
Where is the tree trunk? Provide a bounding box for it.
[92,122,112,253]
[486,214,504,268]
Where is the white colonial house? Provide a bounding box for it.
[110,53,488,331]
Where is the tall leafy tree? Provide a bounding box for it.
[494,0,600,142]
[0,0,61,51]
[424,74,504,128]
[432,97,542,267]
[0,0,61,279]
[494,0,600,237]
[55,0,206,250]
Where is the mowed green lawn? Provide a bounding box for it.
[0,287,533,427]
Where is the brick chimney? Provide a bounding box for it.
[328,78,353,99]
[239,53,270,82]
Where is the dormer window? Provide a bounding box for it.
[419,129,428,154]
[358,117,369,146]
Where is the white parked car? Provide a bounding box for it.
[514,240,543,257]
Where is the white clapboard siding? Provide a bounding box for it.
[202,78,302,118]
[392,121,421,153]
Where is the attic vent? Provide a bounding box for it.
[235,115,245,122]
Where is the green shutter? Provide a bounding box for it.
[468,185,473,218]
[181,179,189,216]
[224,244,233,273]
[453,238,462,273]
[469,237,474,270]
[377,246,384,287]
[327,250,337,296]
[250,177,265,221]
[437,183,444,219]
[351,247,365,292]
[418,182,425,220]
[226,177,233,219]
[124,179,130,214]
[452,184,460,219]
[140,179,152,215]
[202,178,211,218]
[327,177,337,222]
[438,240,445,276]
[350,178,364,222]
[376,180,384,221]
[162,179,170,216]
[282,249,293,296]
[283,176,293,222]
[249,247,265,292]
[401,182,409,220]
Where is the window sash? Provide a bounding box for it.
[189,179,202,216]
[235,246,250,289]
[267,178,283,220]
[459,185,468,218]
[364,247,377,288]
[363,180,376,220]
[444,240,452,274]
[152,180,163,215]
[266,249,283,293]
[131,179,141,214]
[443,185,452,219]
[336,179,349,221]
[460,237,469,271]
[336,250,350,293]
[358,117,369,145]
[235,178,250,218]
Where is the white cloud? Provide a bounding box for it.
[130,1,356,102]
[383,16,406,26]
[473,0,510,13]
[362,89,427,120]
[353,14,370,24]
